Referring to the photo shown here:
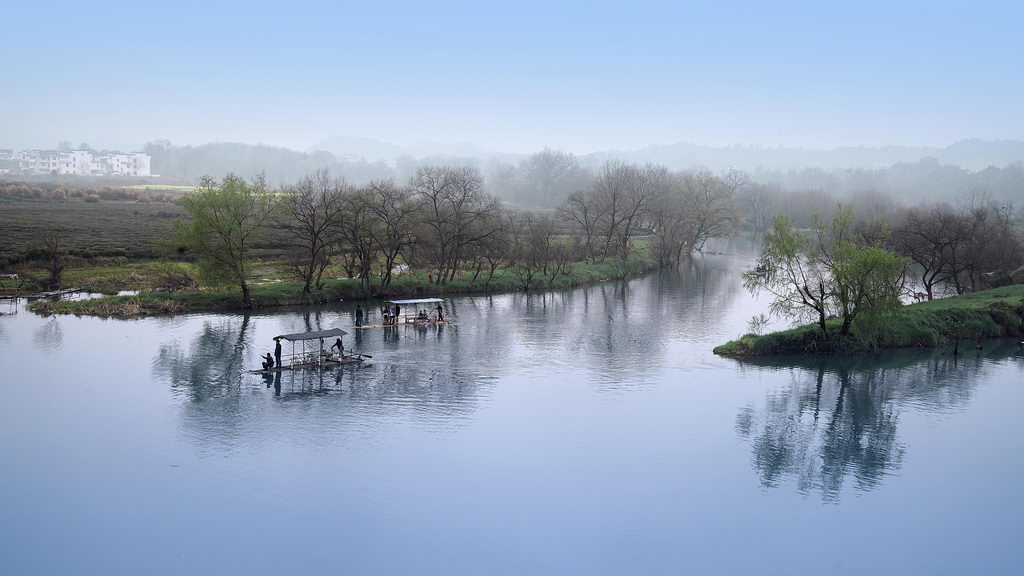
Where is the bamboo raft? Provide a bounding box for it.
[248,327,370,374]
[247,356,365,374]
[356,320,452,329]
[356,297,452,329]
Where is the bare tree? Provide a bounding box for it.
[681,168,744,252]
[411,165,504,284]
[647,174,690,266]
[558,189,606,261]
[508,212,557,291]
[337,188,380,298]
[891,205,966,300]
[274,169,347,298]
[738,182,777,232]
[517,148,591,208]
[365,179,420,295]
[41,233,66,290]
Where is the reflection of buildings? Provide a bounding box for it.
[734,342,1021,500]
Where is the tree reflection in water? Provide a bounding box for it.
[33,317,64,355]
[152,315,252,402]
[735,340,1021,500]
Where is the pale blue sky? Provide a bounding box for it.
[2,0,1021,153]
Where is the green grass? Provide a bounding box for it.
[714,285,1024,357]
[29,250,659,318]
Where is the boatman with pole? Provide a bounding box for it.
[274,337,282,368]
[435,303,444,323]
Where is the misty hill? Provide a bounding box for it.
[130,139,1024,210]
[589,138,1024,172]
[308,136,1024,173]
[311,135,502,162]
[143,140,394,185]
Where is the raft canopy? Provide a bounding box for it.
[274,328,348,341]
[387,298,444,305]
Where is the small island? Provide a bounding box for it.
[716,210,1024,357]
[715,284,1024,357]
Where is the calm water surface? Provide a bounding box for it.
[2,240,1022,575]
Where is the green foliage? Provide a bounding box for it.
[714,285,1024,356]
[745,207,907,336]
[169,174,279,303]
[30,244,659,318]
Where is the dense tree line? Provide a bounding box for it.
[751,158,1024,207]
[891,200,1022,299]
[167,156,1022,308]
[170,161,747,304]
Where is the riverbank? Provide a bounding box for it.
[29,251,658,318]
[714,285,1024,357]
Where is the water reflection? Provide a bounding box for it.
[152,315,252,402]
[32,317,64,355]
[735,340,1022,500]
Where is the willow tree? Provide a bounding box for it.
[744,207,906,337]
[171,173,278,306]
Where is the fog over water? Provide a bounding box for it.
[2,245,1022,574]
[3,2,1024,574]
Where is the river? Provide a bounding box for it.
[1,238,1021,575]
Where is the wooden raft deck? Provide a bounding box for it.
[355,320,452,329]
[247,357,363,374]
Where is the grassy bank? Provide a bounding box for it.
[30,250,658,318]
[714,285,1024,357]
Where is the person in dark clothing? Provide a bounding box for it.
[263,352,275,371]
[355,305,364,327]
[274,338,282,367]
[332,337,344,355]
[435,303,444,323]
[394,304,401,323]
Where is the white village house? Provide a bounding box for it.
[5,149,152,176]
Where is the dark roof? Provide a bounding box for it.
[274,328,348,341]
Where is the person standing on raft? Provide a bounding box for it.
[355,305,364,327]
[435,303,444,323]
[274,338,282,368]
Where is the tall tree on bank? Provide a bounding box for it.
[411,165,504,285]
[170,174,278,306]
[365,180,420,295]
[275,169,347,299]
[744,208,906,337]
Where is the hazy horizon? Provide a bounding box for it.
[4,0,1023,155]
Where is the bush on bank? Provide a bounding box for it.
[714,285,1024,357]
[29,251,658,318]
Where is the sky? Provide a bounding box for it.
[2,0,1022,154]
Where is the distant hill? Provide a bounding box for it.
[310,135,503,162]
[587,139,1024,172]
[308,136,1024,173]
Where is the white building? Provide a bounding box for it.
[57,150,94,175]
[99,152,150,176]
[0,149,11,174]
[14,150,61,173]
[5,149,152,176]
